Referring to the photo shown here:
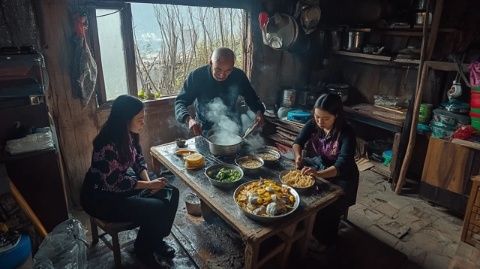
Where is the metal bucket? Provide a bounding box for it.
[185,192,201,216]
[282,89,296,107]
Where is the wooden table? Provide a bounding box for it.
[150,137,343,269]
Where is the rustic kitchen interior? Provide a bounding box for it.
[1,0,480,268]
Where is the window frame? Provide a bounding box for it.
[88,1,252,105]
[88,2,137,105]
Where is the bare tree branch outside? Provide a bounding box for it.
[132,4,246,100]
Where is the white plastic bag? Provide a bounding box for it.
[33,219,88,269]
[5,128,54,155]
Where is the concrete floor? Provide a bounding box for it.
[349,170,480,269]
[71,170,480,269]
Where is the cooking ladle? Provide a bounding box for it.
[242,120,259,139]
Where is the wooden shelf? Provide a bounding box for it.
[451,138,480,151]
[380,28,457,36]
[333,52,471,72]
[424,60,469,72]
[334,50,390,60]
[333,51,420,67]
[1,148,56,162]
[346,27,459,37]
[344,106,403,133]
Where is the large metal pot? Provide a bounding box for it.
[207,134,243,156]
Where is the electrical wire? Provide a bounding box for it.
[96,7,124,18]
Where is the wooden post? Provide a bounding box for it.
[279,223,297,269]
[426,0,444,60]
[9,181,48,238]
[298,213,316,258]
[244,240,259,269]
[392,0,431,188]
[395,0,445,193]
[395,65,429,193]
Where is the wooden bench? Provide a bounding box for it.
[90,217,138,268]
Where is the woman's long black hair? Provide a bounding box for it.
[313,93,345,138]
[93,95,144,164]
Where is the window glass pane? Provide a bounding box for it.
[131,3,246,100]
[96,9,128,101]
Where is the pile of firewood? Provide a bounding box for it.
[263,113,303,147]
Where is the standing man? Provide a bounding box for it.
[175,47,265,136]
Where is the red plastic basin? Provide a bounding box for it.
[472,91,480,108]
[470,111,480,118]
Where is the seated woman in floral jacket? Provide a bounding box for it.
[80,95,179,266]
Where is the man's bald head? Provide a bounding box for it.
[210,48,235,81]
[211,47,235,63]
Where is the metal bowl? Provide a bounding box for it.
[176,138,187,148]
[255,147,281,166]
[233,180,300,223]
[235,155,264,174]
[207,134,243,156]
[279,170,315,194]
[205,163,243,189]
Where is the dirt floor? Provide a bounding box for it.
[71,169,480,269]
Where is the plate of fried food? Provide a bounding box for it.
[279,170,315,193]
[233,179,299,223]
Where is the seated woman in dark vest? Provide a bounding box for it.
[293,93,359,248]
[80,95,179,266]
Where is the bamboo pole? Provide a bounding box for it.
[395,0,445,193]
[395,65,429,193]
[426,0,444,60]
[9,181,48,238]
[394,0,432,193]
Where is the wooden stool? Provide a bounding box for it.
[89,217,138,268]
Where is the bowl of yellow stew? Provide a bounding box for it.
[235,155,264,175]
[255,147,281,166]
